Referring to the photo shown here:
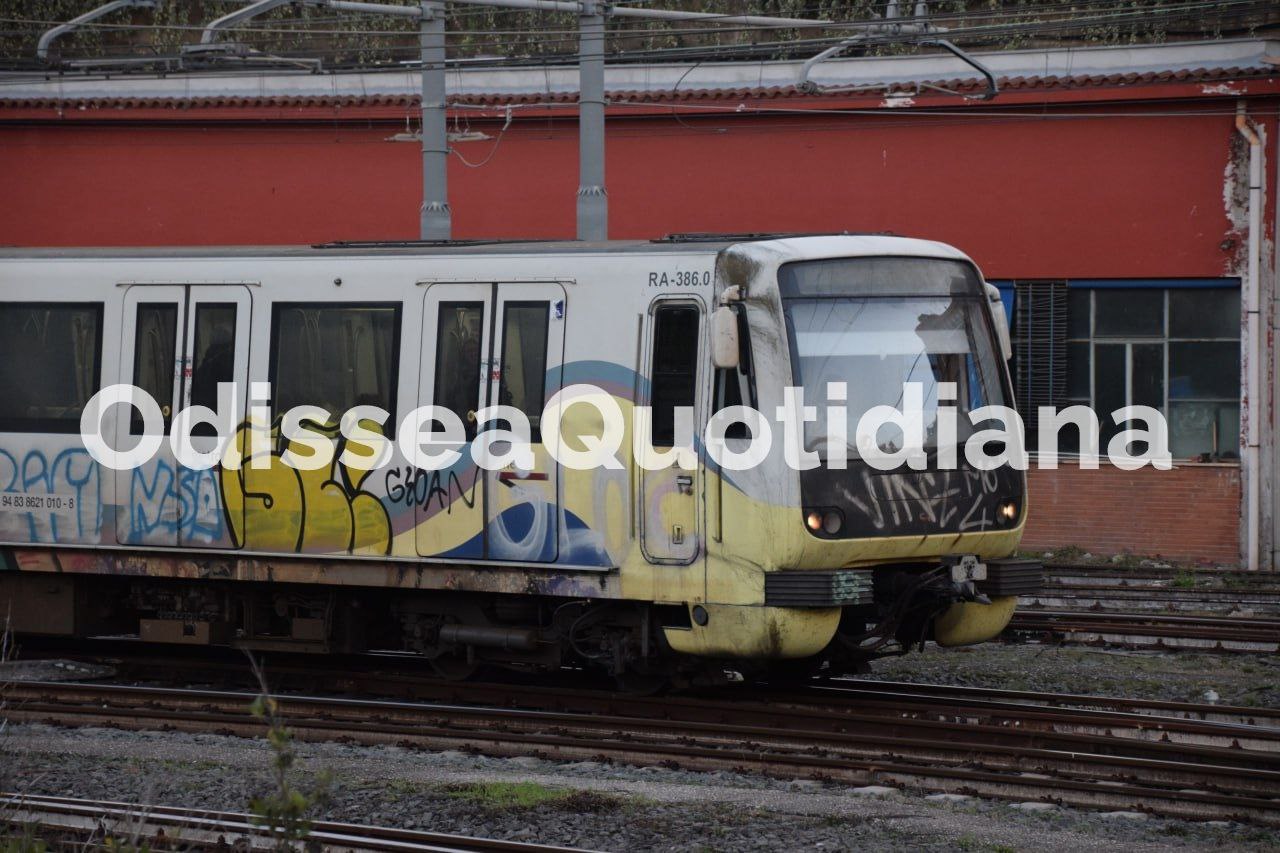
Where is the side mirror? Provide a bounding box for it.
[711,305,740,370]
[984,283,1012,361]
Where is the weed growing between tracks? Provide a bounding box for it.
[443,781,620,813]
[0,609,42,852]
[245,653,332,852]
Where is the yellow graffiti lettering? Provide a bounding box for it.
[217,418,391,555]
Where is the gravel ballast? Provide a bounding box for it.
[5,720,1276,852]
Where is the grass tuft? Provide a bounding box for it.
[443,781,618,812]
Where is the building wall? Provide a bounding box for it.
[0,103,1264,281]
[1022,461,1242,564]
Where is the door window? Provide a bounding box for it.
[190,304,237,436]
[497,302,550,439]
[649,305,700,447]
[433,302,485,439]
[131,303,178,434]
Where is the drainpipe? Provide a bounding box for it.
[1274,109,1280,573]
[1236,101,1262,571]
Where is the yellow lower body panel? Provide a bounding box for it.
[662,604,840,659]
[933,596,1018,647]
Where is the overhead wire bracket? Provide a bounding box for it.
[37,0,158,63]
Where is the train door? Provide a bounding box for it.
[415,285,491,558]
[178,288,250,547]
[484,287,565,562]
[415,282,565,562]
[639,300,703,564]
[114,285,250,549]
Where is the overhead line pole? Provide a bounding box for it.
[420,0,452,240]
[577,0,607,241]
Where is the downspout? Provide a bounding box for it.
[1236,101,1262,571]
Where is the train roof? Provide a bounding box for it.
[0,233,971,263]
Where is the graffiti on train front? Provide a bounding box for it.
[0,447,101,543]
[843,467,1003,532]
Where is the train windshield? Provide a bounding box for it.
[779,257,1008,459]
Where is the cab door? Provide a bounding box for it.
[639,300,703,564]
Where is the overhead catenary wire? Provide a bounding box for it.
[0,0,1267,40]
[2,0,1269,96]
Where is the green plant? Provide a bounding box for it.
[0,827,49,853]
[245,655,331,852]
[443,781,617,812]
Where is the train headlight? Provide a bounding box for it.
[805,508,845,536]
[822,509,844,535]
[998,500,1019,523]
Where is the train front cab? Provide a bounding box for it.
[660,237,1044,672]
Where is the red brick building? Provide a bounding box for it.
[2,38,1277,565]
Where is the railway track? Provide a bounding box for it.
[6,678,1280,825]
[1,792,584,852]
[1007,563,1280,651]
[1006,609,1280,653]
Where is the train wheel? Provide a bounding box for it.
[427,655,478,681]
[613,669,669,696]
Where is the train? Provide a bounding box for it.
[0,234,1041,687]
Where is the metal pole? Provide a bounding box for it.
[420,0,452,240]
[577,0,607,242]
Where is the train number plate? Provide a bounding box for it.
[0,492,79,513]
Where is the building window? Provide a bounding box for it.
[0,303,103,433]
[1065,286,1240,460]
[271,303,400,433]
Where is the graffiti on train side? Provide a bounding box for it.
[217,421,393,555]
[127,462,224,542]
[0,447,101,543]
[842,467,1002,532]
[385,465,478,514]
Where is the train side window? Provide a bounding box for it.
[433,302,484,440]
[189,304,237,438]
[497,302,549,440]
[131,303,178,435]
[0,302,103,433]
[271,303,400,435]
[649,305,700,447]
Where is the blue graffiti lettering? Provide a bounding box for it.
[0,447,101,544]
[128,461,224,543]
